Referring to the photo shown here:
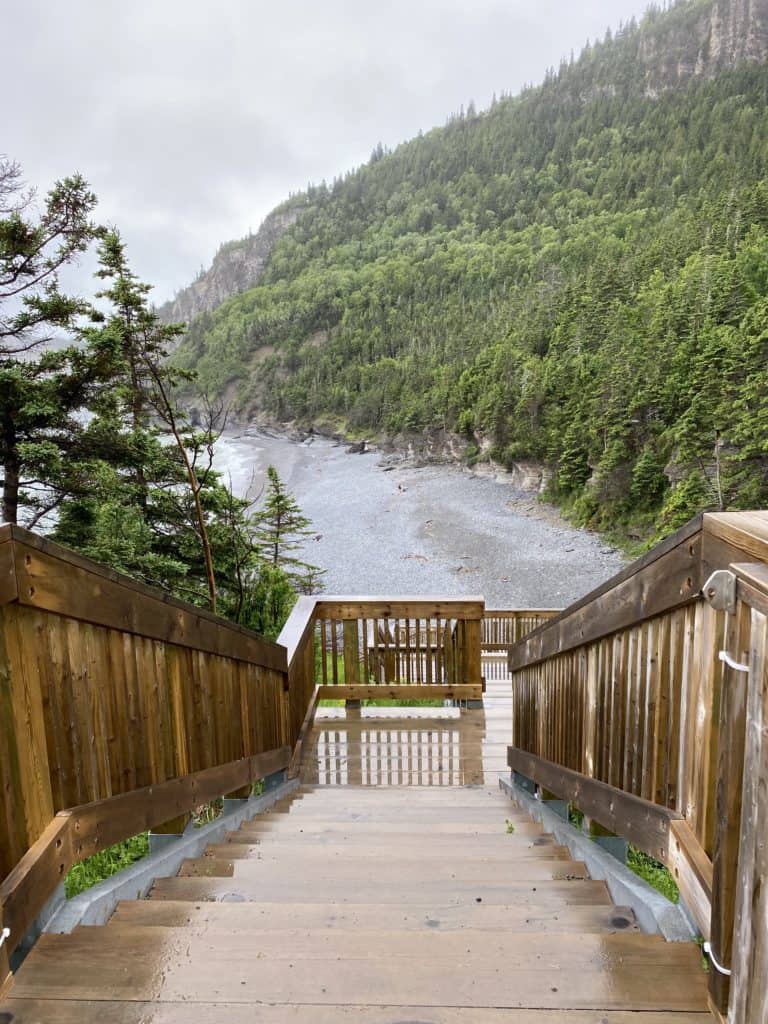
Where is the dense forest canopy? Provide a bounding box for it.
[174,0,768,546]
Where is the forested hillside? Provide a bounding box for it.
[174,0,768,544]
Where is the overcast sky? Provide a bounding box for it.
[5,0,645,304]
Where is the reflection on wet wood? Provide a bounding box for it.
[2,776,710,1021]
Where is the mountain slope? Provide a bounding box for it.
[174,0,768,543]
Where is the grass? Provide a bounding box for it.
[64,832,149,898]
[64,780,269,898]
[564,803,679,904]
[627,846,680,903]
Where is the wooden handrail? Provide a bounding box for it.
[509,513,768,670]
[0,525,286,670]
[0,745,290,954]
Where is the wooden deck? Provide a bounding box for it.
[1,674,711,1022]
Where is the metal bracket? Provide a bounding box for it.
[703,941,732,976]
[703,570,737,614]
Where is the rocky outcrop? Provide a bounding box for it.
[157,202,305,324]
[638,0,768,94]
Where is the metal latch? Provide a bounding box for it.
[703,570,737,614]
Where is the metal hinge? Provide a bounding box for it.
[703,570,737,614]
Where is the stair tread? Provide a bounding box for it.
[109,898,639,932]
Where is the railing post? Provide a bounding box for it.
[462,616,483,707]
[706,587,751,1017]
[343,619,361,708]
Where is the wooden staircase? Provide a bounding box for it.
[3,784,710,1022]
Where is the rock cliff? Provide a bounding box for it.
[157,202,304,324]
[638,0,768,94]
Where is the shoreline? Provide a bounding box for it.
[239,418,605,549]
[215,425,626,607]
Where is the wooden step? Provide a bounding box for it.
[235,818,536,834]
[7,927,708,1010]
[222,829,559,847]
[203,841,573,859]
[177,856,590,881]
[110,898,639,933]
[0,1000,711,1023]
[148,876,613,905]
[65,924,696,967]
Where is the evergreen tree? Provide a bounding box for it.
[254,466,324,589]
[0,160,101,525]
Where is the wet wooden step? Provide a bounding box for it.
[276,807,522,820]
[110,898,639,934]
[0,1000,711,1023]
[148,876,613,905]
[177,856,589,881]
[223,830,559,849]
[203,840,573,859]
[63,924,697,967]
[8,927,708,1010]
[235,818,536,834]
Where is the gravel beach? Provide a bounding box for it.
[214,428,626,608]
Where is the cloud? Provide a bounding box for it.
[4,0,644,301]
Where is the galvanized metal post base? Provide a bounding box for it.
[263,768,288,793]
[512,769,536,795]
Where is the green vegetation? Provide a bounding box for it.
[176,2,768,546]
[64,833,149,898]
[628,846,680,903]
[0,170,320,637]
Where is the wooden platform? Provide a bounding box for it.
[1,684,712,1022]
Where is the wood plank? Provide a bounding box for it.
[0,815,71,952]
[708,599,751,1014]
[32,924,701,966]
[0,536,18,607]
[507,746,679,864]
[148,876,612,905]
[8,935,707,1010]
[704,511,768,566]
[668,818,713,940]
[204,842,573,861]
[9,530,286,671]
[182,855,587,881]
[110,897,638,933]
[288,685,320,779]
[729,604,768,1024]
[316,599,484,621]
[0,1003,712,1023]
[0,605,55,877]
[276,596,317,668]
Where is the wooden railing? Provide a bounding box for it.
[313,597,485,701]
[0,525,313,978]
[482,609,559,649]
[505,511,768,1022]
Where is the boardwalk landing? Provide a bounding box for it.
[2,674,711,1022]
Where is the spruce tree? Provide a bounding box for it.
[254,466,324,589]
[0,159,101,525]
